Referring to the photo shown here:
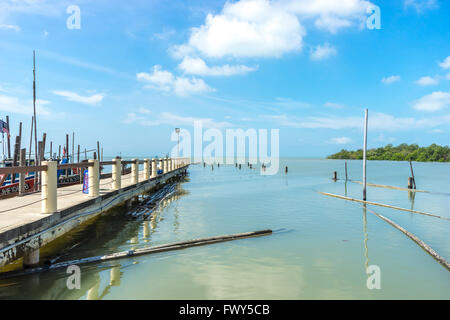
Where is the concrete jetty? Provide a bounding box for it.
[0,157,190,269]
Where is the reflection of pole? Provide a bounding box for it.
[362,205,369,272]
[362,109,368,201]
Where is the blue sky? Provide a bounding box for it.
[0,0,449,157]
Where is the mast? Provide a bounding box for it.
[33,50,38,189]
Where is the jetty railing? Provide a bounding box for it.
[0,157,190,215]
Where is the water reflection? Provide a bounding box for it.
[0,178,189,300]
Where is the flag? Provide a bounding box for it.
[0,120,9,138]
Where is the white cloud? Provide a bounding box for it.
[262,111,450,132]
[413,91,450,112]
[381,75,401,84]
[439,56,450,70]
[0,24,20,31]
[124,109,231,128]
[174,0,373,59]
[404,0,439,13]
[179,57,257,76]
[285,0,374,33]
[137,65,214,95]
[324,102,345,109]
[415,76,439,86]
[0,94,55,117]
[310,43,337,61]
[329,137,352,144]
[186,0,305,58]
[52,90,105,105]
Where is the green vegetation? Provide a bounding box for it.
[327,144,450,162]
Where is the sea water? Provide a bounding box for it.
[0,159,449,299]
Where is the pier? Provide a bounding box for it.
[0,157,190,269]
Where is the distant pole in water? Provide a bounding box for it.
[409,160,416,189]
[363,109,368,201]
[203,162,205,168]
[333,171,337,181]
[285,166,288,174]
[345,161,348,181]
[239,164,241,170]
[211,164,214,171]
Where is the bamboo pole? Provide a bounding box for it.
[363,109,368,201]
[0,230,273,278]
[319,191,449,220]
[364,206,449,271]
[5,115,11,159]
[33,51,38,191]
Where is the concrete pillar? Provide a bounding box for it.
[131,159,139,184]
[88,159,99,197]
[151,158,156,178]
[163,158,168,173]
[112,157,121,190]
[23,248,40,268]
[41,161,57,214]
[144,159,150,180]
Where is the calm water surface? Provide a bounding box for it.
[0,159,449,299]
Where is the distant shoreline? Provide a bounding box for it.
[327,143,450,162]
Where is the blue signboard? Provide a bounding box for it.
[82,169,89,194]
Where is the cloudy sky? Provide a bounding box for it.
[0,0,449,157]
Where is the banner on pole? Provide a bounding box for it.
[82,169,89,194]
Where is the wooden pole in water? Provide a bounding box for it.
[345,161,348,181]
[409,160,416,189]
[362,109,368,201]
[0,230,273,277]
[58,145,61,160]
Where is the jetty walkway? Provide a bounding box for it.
[0,157,190,269]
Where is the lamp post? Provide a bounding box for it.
[175,128,180,160]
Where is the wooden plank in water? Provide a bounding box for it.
[319,191,449,220]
